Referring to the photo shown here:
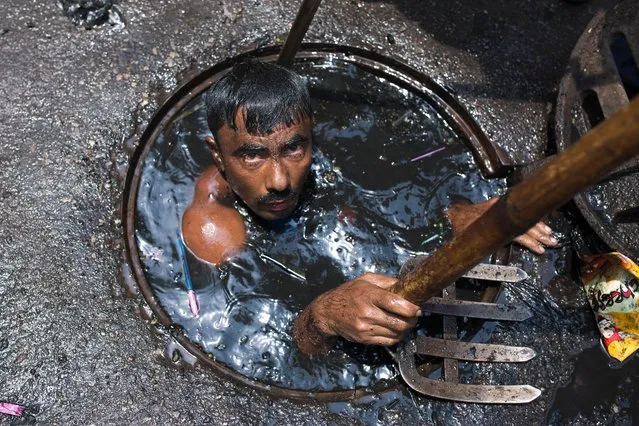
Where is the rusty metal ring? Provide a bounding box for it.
[122,43,507,401]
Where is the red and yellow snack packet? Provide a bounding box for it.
[581,252,639,362]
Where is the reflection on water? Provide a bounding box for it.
[135,59,504,391]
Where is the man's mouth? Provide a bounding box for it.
[263,198,294,212]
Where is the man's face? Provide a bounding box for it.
[209,110,313,221]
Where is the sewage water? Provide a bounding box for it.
[134,59,505,392]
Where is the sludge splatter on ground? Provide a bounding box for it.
[58,0,123,29]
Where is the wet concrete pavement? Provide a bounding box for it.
[0,0,628,424]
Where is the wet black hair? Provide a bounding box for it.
[204,60,312,139]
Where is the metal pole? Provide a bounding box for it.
[277,0,322,68]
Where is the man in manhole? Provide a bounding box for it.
[181,61,558,354]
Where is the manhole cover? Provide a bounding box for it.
[555,0,639,261]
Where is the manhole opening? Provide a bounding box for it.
[124,44,509,401]
[610,32,639,100]
[581,89,605,129]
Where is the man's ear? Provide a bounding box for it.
[205,135,224,172]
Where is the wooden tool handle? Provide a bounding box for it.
[277,0,322,68]
[391,97,639,305]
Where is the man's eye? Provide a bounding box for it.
[240,152,265,165]
[286,144,303,155]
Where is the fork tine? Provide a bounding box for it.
[401,377,542,404]
[410,336,536,363]
[396,340,541,404]
[422,298,533,321]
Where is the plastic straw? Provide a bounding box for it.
[176,234,200,316]
[410,146,446,162]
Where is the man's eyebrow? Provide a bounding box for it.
[232,143,268,156]
[282,134,310,149]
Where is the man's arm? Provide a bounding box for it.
[293,197,558,355]
[293,273,421,355]
[182,167,246,265]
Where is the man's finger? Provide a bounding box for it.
[355,323,407,339]
[340,323,404,343]
[372,290,421,319]
[360,273,399,290]
[373,310,418,333]
[526,224,558,247]
[525,226,545,241]
[534,221,554,236]
[514,234,545,254]
[359,306,418,333]
[354,334,403,347]
[532,223,558,246]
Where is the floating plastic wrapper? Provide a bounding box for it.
[581,252,639,362]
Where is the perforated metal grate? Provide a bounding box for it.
[555,0,639,261]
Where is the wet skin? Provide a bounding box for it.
[182,111,558,355]
[182,112,314,264]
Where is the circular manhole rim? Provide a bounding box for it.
[122,42,505,401]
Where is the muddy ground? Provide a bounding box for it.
[0,0,633,424]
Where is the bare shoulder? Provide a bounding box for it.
[182,166,246,265]
[192,166,234,206]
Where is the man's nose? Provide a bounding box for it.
[265,160,291,192]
